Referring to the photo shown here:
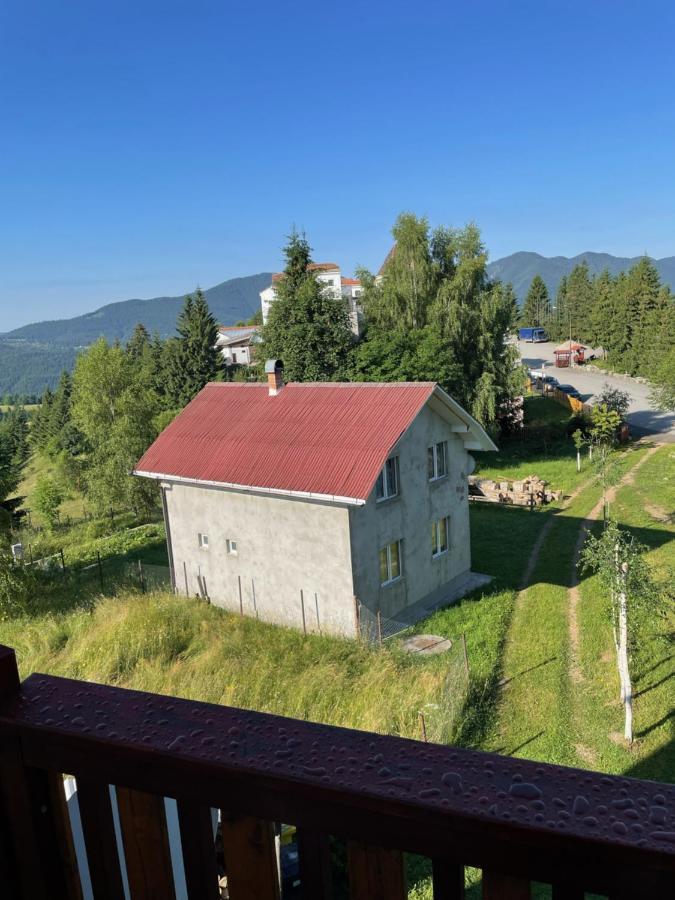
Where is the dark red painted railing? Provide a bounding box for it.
[0,644,673,899]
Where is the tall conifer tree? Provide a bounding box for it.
[261,230,353,382]
[520,275,551,326]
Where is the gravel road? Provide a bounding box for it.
[516,339,675,442]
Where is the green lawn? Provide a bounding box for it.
[474,395,586,497]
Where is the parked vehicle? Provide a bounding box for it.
[557,384,582,400]
[519,327,549,343]
[531,372,559,393]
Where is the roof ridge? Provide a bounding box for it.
[206,381,437,389]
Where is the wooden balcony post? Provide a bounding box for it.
[116,787,176,900]
[347,841,407,900]
[297,828,333,899]
[482,870,530,899]
[0,645,50,899]
[220,812,280,899]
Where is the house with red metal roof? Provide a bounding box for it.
[134,362,496,638]
[260,263,363,336]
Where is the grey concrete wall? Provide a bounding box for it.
[349,405,472,620]
[163,483,356,636]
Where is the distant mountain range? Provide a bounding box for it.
[0,273,272,397]
[3,251,675,398]
[486,251,675,300]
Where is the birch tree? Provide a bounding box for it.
[579,522,664,743]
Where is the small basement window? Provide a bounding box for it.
[198,533,209,550]
[428,441,448,481]
[431,517,449,558]
[226,539,238,555]
[379,540,403,586]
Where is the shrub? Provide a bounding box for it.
[33,476,64,530]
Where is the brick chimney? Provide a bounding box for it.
[265,359,284,396]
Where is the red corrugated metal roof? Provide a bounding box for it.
[135,382,436,502]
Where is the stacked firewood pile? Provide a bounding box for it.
[468,474,563,506]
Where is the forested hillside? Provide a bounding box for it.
[487,251,675,300]
[0,273,271,397]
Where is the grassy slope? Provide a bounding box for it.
[18,453,86,523]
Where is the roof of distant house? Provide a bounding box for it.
[135,382,496,504]
[270,263,341,285]
[377,245,397,276]
[341,277,361,287]
[217,325,260,341]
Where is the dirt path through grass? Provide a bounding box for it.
[490,443,659,766]
[566,444,661,764]
[567,444,661,687]
[491,476,595,759]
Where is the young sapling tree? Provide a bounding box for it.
[572,429,584,472]
[579,521,664,744]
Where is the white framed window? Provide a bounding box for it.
[431,517,449,558]
[226,539,238,555]
[428,441,448,481]
[376,456,399,501]
[379,540,403,586]
[198,533,209,550]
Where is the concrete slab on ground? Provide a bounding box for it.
[397,571,493,626]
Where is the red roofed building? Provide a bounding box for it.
[135,364,496,637]
[260,263,363,335]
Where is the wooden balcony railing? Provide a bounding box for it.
[0,643,673,899]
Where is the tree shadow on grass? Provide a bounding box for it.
[472,502,672,591]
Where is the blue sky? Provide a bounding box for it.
[2,0,675,330]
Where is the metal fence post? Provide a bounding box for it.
[353,596,360,641]
[138,560,146,593]
[314,592,320,634]
[238,576,243,616]
[183,561,189,597]
[300,590,307,635]
[97,551,104,591]
[251,578,258,618]
[377,610,383,646]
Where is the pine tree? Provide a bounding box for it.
[588,269,615,350]
[565,262,594,342]
[520,275,551,327]
[551,275,568,342]
[261,230,353,382]
[172,289,221,406]
[624,257,663,373]
[127,323,151,361]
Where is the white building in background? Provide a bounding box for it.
[216,325,260,367]
[259,263,363,335]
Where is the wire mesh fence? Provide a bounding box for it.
[357,602,413,644]
[17,547,172,595]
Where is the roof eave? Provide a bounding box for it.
[133,470,366,507]
[429,385,498,452]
